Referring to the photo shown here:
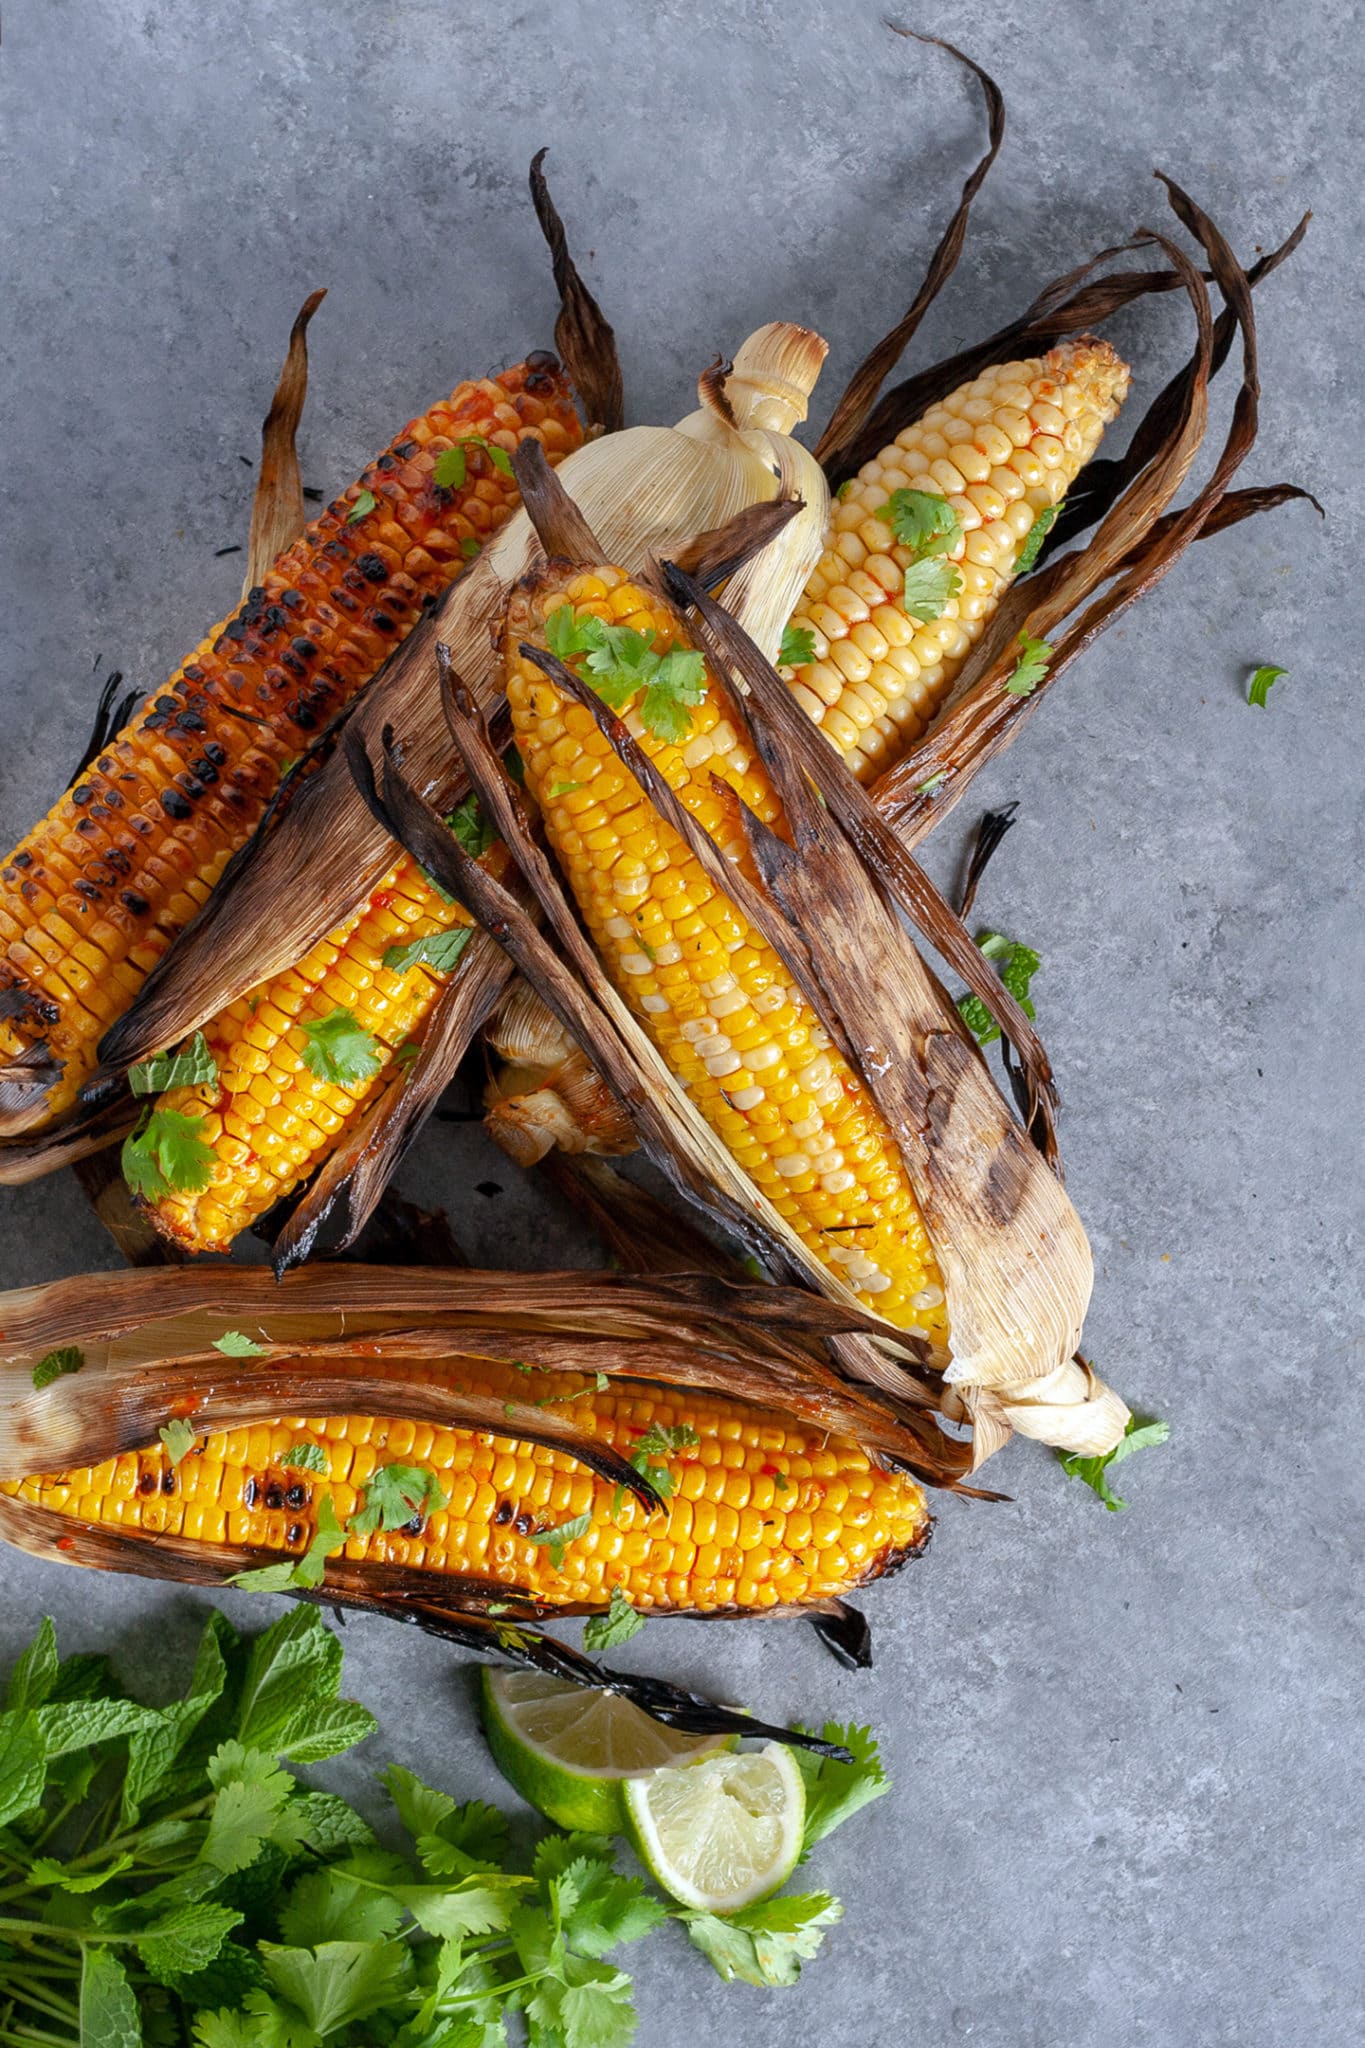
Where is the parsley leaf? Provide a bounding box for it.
[956,928,1040,1048]
[1247,663,1287,708]
[682,1892,843,1986]
[791,1722,890,1854]
[901,556,962,623]
[447,792,496,859]
[1004,628,1053,697]
[346,488,377,525]
[299,1009,382,1087]
[122,1107,217,1200]
[383,924,473,976]
[778,623,817,669]
[351,1463,450,1537]
[876,488,961,557]
[213,1330,267,1358]
[1057,1413,1171,1511]
[32,1345,84,1391]
[159,1419,197,1467]
[129,1031,218,1097]
[527,1510,592,1570]
[582,1588,645,1653]
[1015,499,1063,574]
[280,1441,328,1474]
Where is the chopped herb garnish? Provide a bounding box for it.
[917,771,946,795]
[773,1472,791,1493]
[433,437,515,490]
[876,488,961,558]
[346,488,377,525]
[1057,1413,1170,1511]
[446,791,496,859]
[212,1330,267,1357]
[526,1509,592,1570]
[159,1419,196,1467]
[393,1038,421,1072]
[613,1423,700,1517]
[778,623,817,670]
[31,1346,83,1392]
[281,1441,329,1473]
[544,605,709,743]
[836,478,855,500]
[460,534,481,558]
[299,1008,383,1087]
[350,1463,450,1537]
[1247,663,1287,708]
[1015,500,1063,574]
[583,1586,645,1652]
[546,779,584,799]
[956,928,1041,1047]
[383,925,474,976]
[121,1106,216,1201]
[128,1030,218,1097]
[1004,629,1053,698]
[231,1493,349,1591]
[901,555,962,623]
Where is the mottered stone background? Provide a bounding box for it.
[0,3,1360,2042]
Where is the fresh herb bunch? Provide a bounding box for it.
[0,1610,888,2045]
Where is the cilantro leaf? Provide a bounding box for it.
[1015,499,1063,575]
[202,1741,302,1874]
[346,489,377,525]
[392,1039,421,1072]
[876,488,961,557]
[278,1864,406,1948]
[955,928,1040,1048]
[214,1330,267,1357]
[545,607,709,742]
[460,535,481,558]
[681,1892,842,1986]
[1247,663,1287,708]
[299,1009,382,1087]
[122,1106,216,1200]
[791,1722,890,1854]
[280,1442,328,1474]
[230,1496,349,1595]
[612,1422,700,1516]
[527,1510,592,1571]
[547,778,583,798]
[1057,1412,1171,1511]
[129,1030,219,1098]
[447,792,496,859]
[160,1418,198,1467]
[901,555,962,623]
[546,604,607,662]
[383,924,473,976]
[582,1588,645,1654]
[350,1463,450,1538]
[258,1937,413,2034]
[778,623,817,669]
[917,771,946,796]
[434,437,514,490]
[639,647,708,745]
[555,1854,666,1955]
[32,1345,83,1391]
[1004,628,1053,697]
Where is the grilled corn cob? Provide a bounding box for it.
[505,569,948,1339]
[0,357,581,1133]
[4,1353,930,1612]
[146,846,503,1252]
[782,339,1129,779]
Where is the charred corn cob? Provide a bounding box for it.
[145,843,505,1252]
[783,339,1129,779]
[0,356,582,1133]
[505,570,948,1339]
[4,1352,930,1613]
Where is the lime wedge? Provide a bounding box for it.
[623,1743,805,1913]
[480,1668,732,1832]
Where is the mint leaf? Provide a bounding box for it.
[0,1710,47,1828]
[901,555,962,623]
[80,1946,142,2048]
[527,1510,592,1571]
[160,1418,197,1467]
[346,489,377,525]
[31,1345,84,1391]
[876,488,961,557]
[280,1442,328,1474]
[129,1031,218,1097]
[350,1463,449,1538]
[791,1722,889,1854]
[383,924,473,975]
[123,1610,234,1824]
[446,791,496,860]
[1015,500,1063,574]
[122,1106,216,1200]
[299,1010,382,1088]
[582,1588,645,1654]
[1004,629,1053,697]
[1247,663,1287,708]
[6,1618,58,1713]
[1057,1413,1171,1511]
[213,1330,267,1358]
[778,623,817,669]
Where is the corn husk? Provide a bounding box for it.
[241,288,326,596]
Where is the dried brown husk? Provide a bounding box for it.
[0,1092,136,1188]
[529,149,624,433]
[242,288,326,596]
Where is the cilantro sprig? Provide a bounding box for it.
[432,435,515,490]
[545,605,709,744]
[612,1422,700,1517]
[876,488,961,557]
[1005,628,1053,697]
[1057,1412,1171,1510]
[122,1106,217,1201]
[778,623,816,670]
[382,924,473,976]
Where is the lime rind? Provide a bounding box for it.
[624,1742,805,1914]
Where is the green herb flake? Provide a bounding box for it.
[32,1346,84,1391]
[1004,629,1053,698]
[544,606,709,743]
[460,534,481,558]
[1015,500,1063,575]
[213,1330,267,1358]
[383,924,474,976]
[393,1039,421,1072]
[121,1106,217,1201]
[230,1493,348,1592]
[299,1008,383,1087]
[446,791,496,859]
[583,1586,645,1653]
[434,436,514,491]
[280,1442,329,1474]
[547,779,584,799]
[778,623,817,670]
[876,487,961,558]
[350,1463,450,1538]
[159,1418,197,1467]
[917,771,946,795]
[346,488,377,525]
[901,555,962,623]
[1057,1413,1171,1511]
[1247,663,1287,708]
[956,927,1040,1048]
[526,1509,592,1570]
[836,478,855,500]
[128,1030,218,1098]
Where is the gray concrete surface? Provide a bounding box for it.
[1,2,1361,2042]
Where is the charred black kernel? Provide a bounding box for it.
[286,1522,304,1546]
[178,779,205,801]
[159,790,192,820]
[281,652,305,679]
[284,1483,307,1510]
[247,585,267,605]
[371,612,395,633]
[12,851,31,868]
[323,539,350,564]
[493,1498,514,1527]
[282,588,304,608]
[74,881,102,900]
[526,349,559,372]
[513,1511,534,1537]
[120,890,150,915]
[291,637,317,660]
[156,695,179,714]
[204,742,227,765]
[375,453,395,471]
[142,713,168,732]
[264,1485,285,1512]
[225,618,249,642]
[138,1471,157,1496]
[102,790,123,809]
[161,1469,176,1495]
[72,785,92,805]
[131,816,152,835]
[264,605,288,631]
[404,1514,425,1537]
[97,756,115,774]
[393,440,416,458]
[175,709,206,734]
[243,1477,257,1507]
[75,819,95,835]
[183,664,204,681]
[289,702,319,730]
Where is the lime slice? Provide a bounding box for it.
[480,1669,732,1832]
[623,1743,805,1913]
